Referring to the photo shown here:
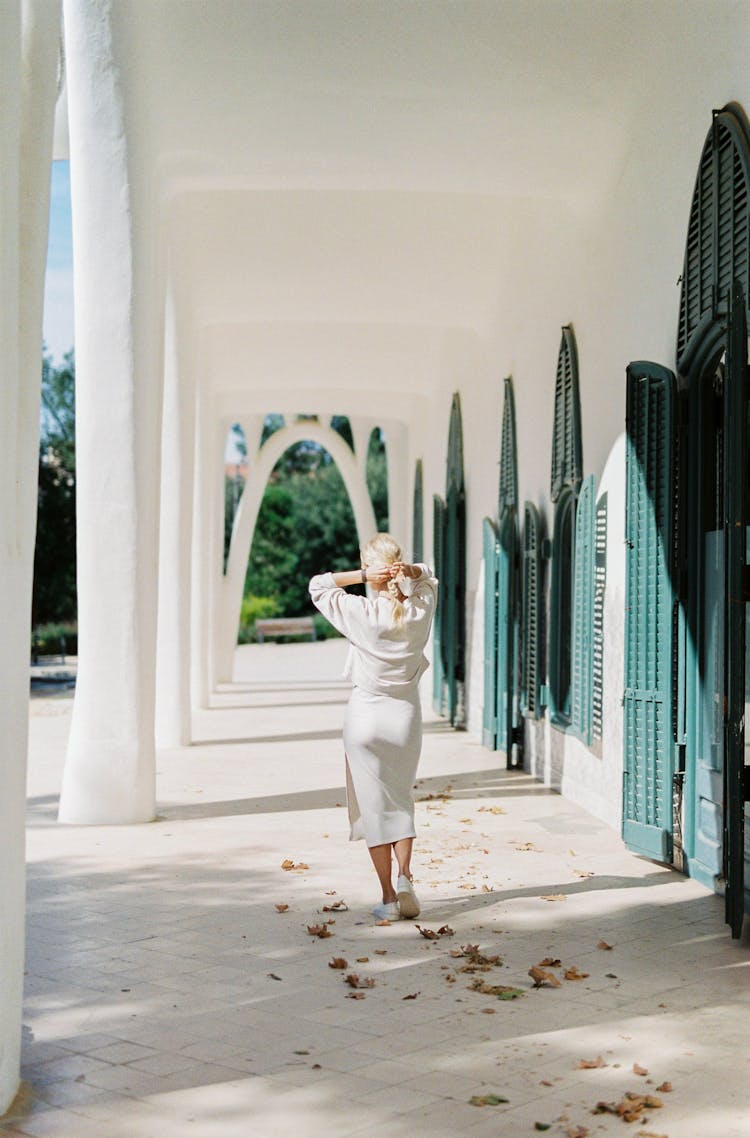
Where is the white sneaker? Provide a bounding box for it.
[372,900,400,921]
[396,875,420,919]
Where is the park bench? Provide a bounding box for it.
[254,616,317,643]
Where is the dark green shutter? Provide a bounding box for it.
[623,362,676,862]
[495,509,517,754]
[432,494,446,715]
[678,104,750,373]
[482,517,499,747]
[521,502,543,718]
[551,326,583,503]
[444,394,466,727]
[412,459,423,563]
[723,278,748,938]
[499,377,518,516]
[571,474,595,743]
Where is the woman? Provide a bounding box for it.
[309,534,438,921]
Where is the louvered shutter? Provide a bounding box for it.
[444,395,466,727]
[723,279,748,938]
[522,502,542,718]
[591,496,608,745]
[495,509,517,753]
[678,105,750,372]
[499,378,518,516]
[482,517,499,748]
[432,494,446,715]
[571,475,595,743]
[623,362,676,862]
[412,460,423,563]
[551,327,583,502]
[549,490,575,723]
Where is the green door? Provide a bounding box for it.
[623,362,677,862]
[482,517,499,747]
[432,494,446,715]
[723,279,748,937]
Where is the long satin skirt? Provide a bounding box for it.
[342,684,422,847]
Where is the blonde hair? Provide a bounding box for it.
[361,533,406,628]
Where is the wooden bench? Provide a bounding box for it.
[255,616,317,643]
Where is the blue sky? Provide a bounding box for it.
[43,160,74,363]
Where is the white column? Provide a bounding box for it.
[59,0,161,823]
[0,0,61,1113]
[155,280,194,748]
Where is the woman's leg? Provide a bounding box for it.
[393,836,414,880]
[368,843,397,903]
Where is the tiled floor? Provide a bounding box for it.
[4,640,749,1137]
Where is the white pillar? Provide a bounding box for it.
[59,0,161,823]
[155,280,194,748]
[191,391,216,708]
[0,0,61,1113]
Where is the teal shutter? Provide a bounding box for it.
[521,502,543,718]
[432,494,446,715]
[591,495,608,746]
[549,489,576,723]
[482,517,499,747]
[623,362,676,862]
[499,378,518,515]
[444,395,466,727]
[495,509,517,754]
[571,474,595,743]
[723,278,748,937]
[412,459,424,563]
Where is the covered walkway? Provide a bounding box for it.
[6,642,750,1137]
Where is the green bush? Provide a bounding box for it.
[32,621,78,658]
[312,614,342,641]
[237,595,281,644]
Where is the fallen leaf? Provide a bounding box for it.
[293,1049,309,1055]
[565,1127,589,1138]
[655,1081,673,1093]
[267,973,282,981]
[402,992,420,1000]
[275,903,289,913]
[539,894,566,902]
[416,924,454,939]
[460,818,474,824]
[577,1056,607,1069]
[469,1093,509,1106]
[605,972,618,979]
[564,966,590,981]
[322,900,349,912]
[537,957,561,968]
[306,924,332,938]
[458,883,477,890]
[596,939,613,950]
[528,965,561,988]
[311,1063,322,1070]
[346,991,366,999]
[356,956,369,963]
[633,1063,649,1076]
[573,869,595,878]
[481,884,495,893]
[516,842,541,852]
[594,1092,662,1122]
[478,805,506,814]
[374,949,387,955]
[324,890,336,895]
[345,973,375,989]
[481,1007,496,1014]
[328,957,348,969]
[534,1125,552,1133]
[469,978,524,999]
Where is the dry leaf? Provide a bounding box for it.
[458,883,477,890]
[322,900,348,912]
[356,956,369,963]
[655,1081,673,1093]
[416,924,454,939]
[324,890,336,895]
[564,966,590,981]
[328,957,348,969]
[346,991,366,1000]
[596,939,613,950]
[633,1063,649,1076]
[374,949,387,955]
[577,1056,606,1069]
[516,842,541,852]
[537,957,561,968]
[267,972,282,981]
[481,1007,496,1014]
[539,894,566,902]
[468,1093,509,1106]
[594,1092,662,1122]
[528,965,561,988]
[345,973,375,989]
[275,903,289,913]
[469,978,524,999]
[565,1127,589,1138]
[460,818,474,824]
[478,805,506,814]
[306,924,332,938]
[281,859,309,871]
[482,884,494,893]
[402,992,420,1000]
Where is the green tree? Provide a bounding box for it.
[33,350,77,624]
[366,427,389,532]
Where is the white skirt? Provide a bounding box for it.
[343,685,422,847]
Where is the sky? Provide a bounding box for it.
[43,160,74,363]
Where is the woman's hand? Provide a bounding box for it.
[365,565,391,587]
[388,561,417,580]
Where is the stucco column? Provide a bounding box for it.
[0,0,61,1113]
[155,280,194,748]
[59,0,161,823]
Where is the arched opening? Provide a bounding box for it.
[223,422,247,572]
[366,426,389,532]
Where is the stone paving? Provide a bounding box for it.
[4,640,750,1138]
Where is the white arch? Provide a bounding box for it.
[215,419,377,681]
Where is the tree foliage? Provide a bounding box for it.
[33,350,77,624]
